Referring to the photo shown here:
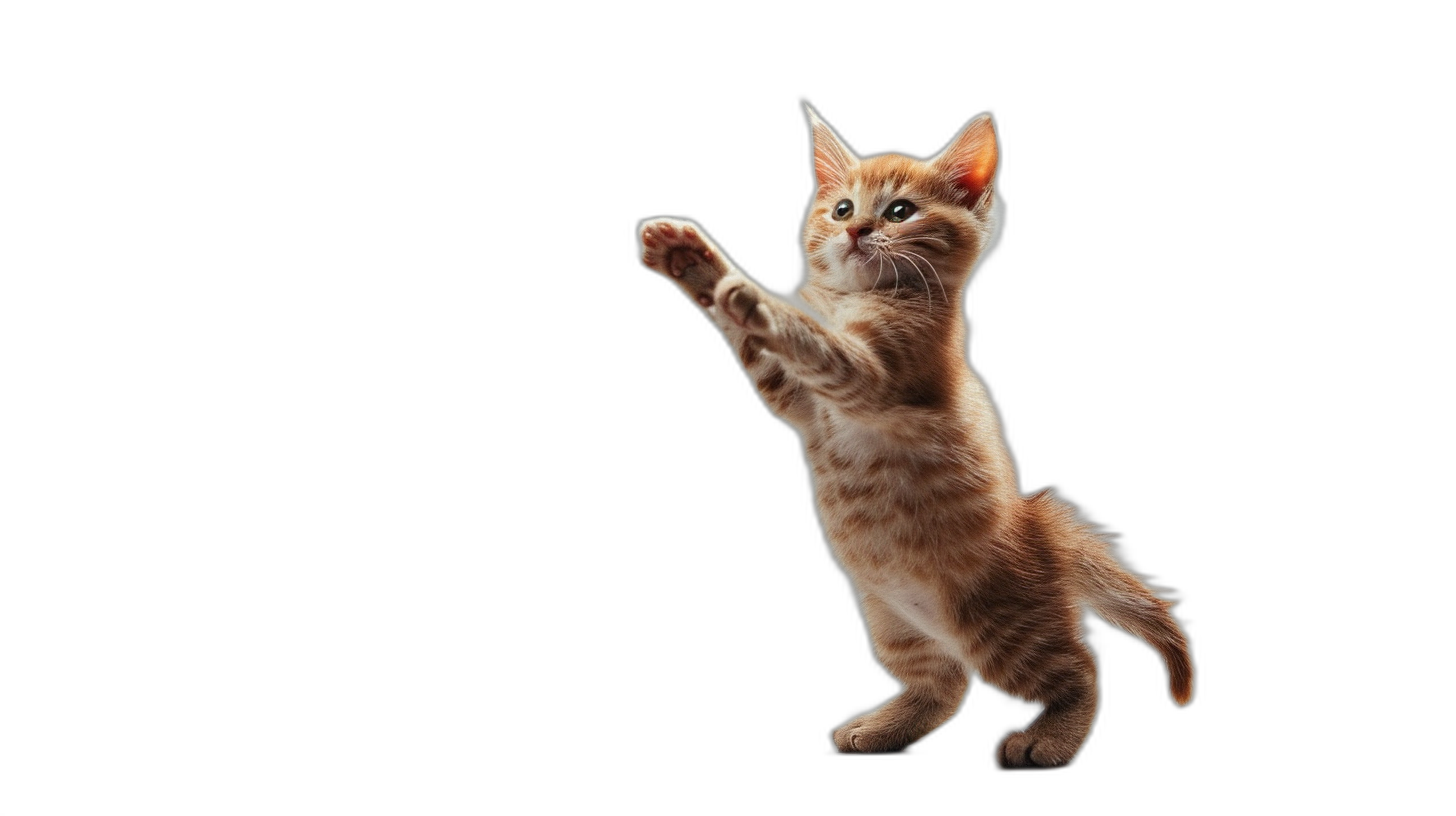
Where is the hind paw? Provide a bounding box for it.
[997,730,1076,769]
[832,717,913,754]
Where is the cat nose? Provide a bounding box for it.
[846,225,872,244]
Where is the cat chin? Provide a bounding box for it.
[826,265,890,295]
[847,256,895,288]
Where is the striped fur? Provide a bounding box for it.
[638,109,1192,767]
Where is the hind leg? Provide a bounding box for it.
[990,641,1098,768]
[834,594,968,753]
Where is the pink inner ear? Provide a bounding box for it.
[957,152,996,198]
[942,117,998,201]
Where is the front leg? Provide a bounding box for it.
[640,218,806,420]
[636,220,784,338]
[640,218,890,417]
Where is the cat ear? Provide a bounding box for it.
[805,104,857,192]
[933,114,999,208]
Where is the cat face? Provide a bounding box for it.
[803,110,999,299]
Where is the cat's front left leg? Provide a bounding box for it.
[640,218,809,421]
[640,218,786,337]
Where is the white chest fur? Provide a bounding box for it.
[862,572,965,661]
[820,405,912,464]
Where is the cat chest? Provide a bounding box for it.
[807,419,959,527]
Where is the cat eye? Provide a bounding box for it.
[832,200,854,220]
[884,200,917,222]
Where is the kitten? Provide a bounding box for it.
[638,108,1191,768]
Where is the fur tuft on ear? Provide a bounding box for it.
[933,114,999,208]
[805,103,858,194]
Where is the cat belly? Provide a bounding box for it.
[860,572,966,659]
[807,407,1003,664]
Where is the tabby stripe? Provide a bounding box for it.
[756,368,787,393]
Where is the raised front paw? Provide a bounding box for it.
[639,218,729,306]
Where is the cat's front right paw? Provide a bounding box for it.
[639,218,729,307]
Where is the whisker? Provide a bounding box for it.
[899,249,948,306]
[894,251,934,315]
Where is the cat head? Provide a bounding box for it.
[802,107,999,303]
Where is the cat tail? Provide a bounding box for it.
[1076,543,1194,705]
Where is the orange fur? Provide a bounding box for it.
[638,108,1192,767]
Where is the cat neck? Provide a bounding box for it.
[801,280,966,328]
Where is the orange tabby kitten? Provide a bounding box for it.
[638,108,1191,768]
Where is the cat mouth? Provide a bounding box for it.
[845,242,879,263]
[843,243,949,294]
[850,247,898,276]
